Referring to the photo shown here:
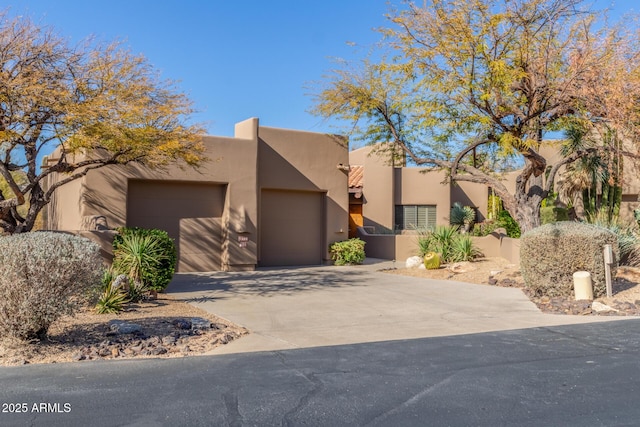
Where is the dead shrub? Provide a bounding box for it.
[0,232,103,340]
[520,222,617,298]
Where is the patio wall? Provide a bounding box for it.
[358,227,520,264]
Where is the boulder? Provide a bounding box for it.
[109,320,143,335]
[405,256,423,269]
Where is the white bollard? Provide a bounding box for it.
[573,271,594,300]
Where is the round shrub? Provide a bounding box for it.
[113,227,177,292]
[0,232,103,340]
[329,238,366,265]
[520,222,618,298]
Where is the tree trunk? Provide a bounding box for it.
[514,196,542,234]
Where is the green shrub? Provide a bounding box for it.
[540,207,569,224]
[450,235,482,262]
[423,252,441,269]
[418,226,482,263]
[0,232,103,340]
[113,227,177,292]
[329,238,366,265]
[472,220,501,237]
[497,210,521,238]
[520,222,618,298]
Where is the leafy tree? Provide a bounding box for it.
[0,13,205,234]
[313,0,640,233]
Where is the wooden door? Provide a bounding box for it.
[349,204,363,238]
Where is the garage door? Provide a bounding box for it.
[127,180,225,272]
[260,190,324,266]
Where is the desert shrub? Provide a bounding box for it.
[423,252,441,269]
[540,207,569,224]
[497,210,521,238]
[520,222,618,298]
[95,282,129,314]
[113,227,177,292]
[329,238,366,265]
[450,235,482,262]
[474,211,520,238]
[586,208,640,266]
[472,220,501,237]
[0,232,103,340]
[418,226,482,263]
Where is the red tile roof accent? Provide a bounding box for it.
[348,165,364,188]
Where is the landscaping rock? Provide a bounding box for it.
[405,256,423,269]
[190,318,213,330]
[111,274,130,292]
[592,301,617,313]
[450,262,475,274]
[109,320,143,335]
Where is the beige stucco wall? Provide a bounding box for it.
[258,126,349,263]
[350,145,486,230]
[349,146,395,231]
[394,168,450,226]
[45,118,348,271]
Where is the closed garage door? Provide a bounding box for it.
[127,180,225,272]
[260,190,324,266]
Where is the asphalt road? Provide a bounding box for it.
[2,318,640,426]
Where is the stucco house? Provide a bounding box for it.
[44,118,349,272]
[347,144,490,259]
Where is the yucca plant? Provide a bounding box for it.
[450,235,482,262]
[112,233,170,289]
[95,282,130,314]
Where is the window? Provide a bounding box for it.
[395,205,436,231]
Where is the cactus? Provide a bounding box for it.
[423,252,441,269]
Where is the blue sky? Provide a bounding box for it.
[5,0,639,140]
[7,1,391,137]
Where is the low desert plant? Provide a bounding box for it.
[113,227,177,292]
[423,252,441,269]
[450,235,482,262]
[0,232,103,340]
[329,238,366,265]
[585,207,640,266]
[418,226,482,263]
[95,282,130,314]
[520,222,618,298]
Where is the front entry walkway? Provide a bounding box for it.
[167,261,625,355]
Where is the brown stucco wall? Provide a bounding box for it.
[394,167,450,226]
[44,118,348,271]
[257,126,349,264]
[348,146,395,231]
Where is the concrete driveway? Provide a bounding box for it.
[167,260,621,355]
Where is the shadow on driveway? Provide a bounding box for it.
[167,266,370,303]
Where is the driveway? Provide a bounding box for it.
[167,260,621,355]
